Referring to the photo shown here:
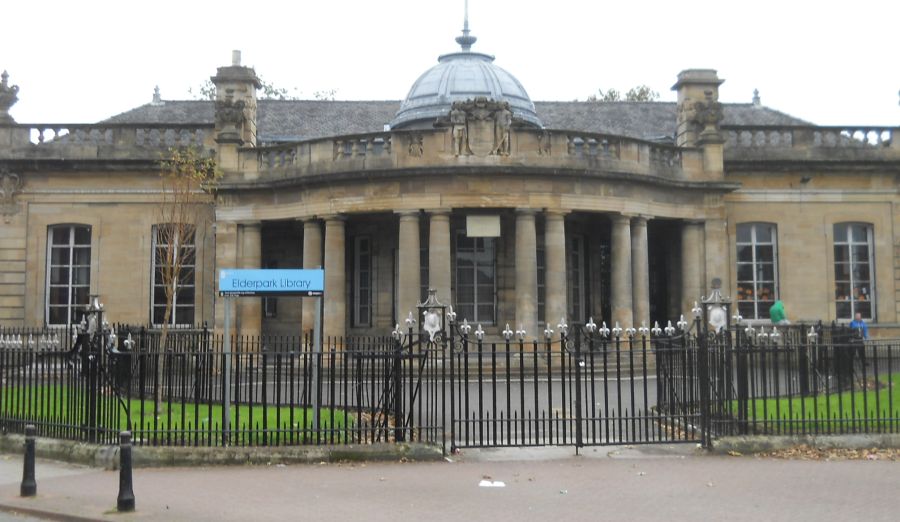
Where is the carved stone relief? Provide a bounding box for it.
[439,97,515,157]
[0,167,23,223]
[407,133,423,157]
[214,90,247,143]
[690,90,724,142]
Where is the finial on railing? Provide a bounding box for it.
[651,321,662,336]
[543,325,554,340]
[405,311,416,328]
[744,323,756,339]
[557,317,568,336]
[459,318,472,336]
[638,321,650,337]
[807,326,818,341]
[585,317,597,334]
[599,321,611,338]
[612,322,623,338]
[447,305,457,324]
[691,301,702,318]
[732,312,743,325]
[664,320,676,336]
[516,325,527,341]
[475,324,485,341]
[676,315,688,331]
[123,333,135,351]
[770,327,781,342]
[625,325,636,338]
[757,326,768,341]
[502,323,513,341]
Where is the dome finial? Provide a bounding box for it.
[455,0,477,52]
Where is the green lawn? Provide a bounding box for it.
[730,372,900,433]
[1,384,360,444]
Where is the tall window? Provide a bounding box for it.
[567,234,586,321]
[736,223,778,320]
[455,235,496,324]
[46,225,91,326]
[834,223,875,320]
[151,224,196,326]
[353,236,372,327]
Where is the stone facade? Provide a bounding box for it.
[1,45,898,340]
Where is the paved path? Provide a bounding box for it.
[1,445,898,521]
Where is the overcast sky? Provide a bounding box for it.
[3,0,898,126]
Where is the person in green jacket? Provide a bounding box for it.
[769,300,790,325]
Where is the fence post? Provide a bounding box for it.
[696,309,711,449]
[571,328,583,452]
[20,424,36,497]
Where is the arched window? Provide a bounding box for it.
[833,222,875,320]
[735,223,778,320]
[151,224,196,326]
[46,225,91,326]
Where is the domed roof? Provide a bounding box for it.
[390,32,542,129]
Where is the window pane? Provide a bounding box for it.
[48,287,68,306]
[175,307,195,326]
[736,283,754,301]
[48,306,68,325]
[755,225,772,243]
[833,245,849,263]
[736,245,753,262]
[50,247,70,265]
[51,228,70,245]
[834,282,851,300]
[755,245,773,262]
[49,267,68,285]
[456,286,474,303]
[73,227,91,245]
[853,285,871,301]
[176,288,195,305]
[152,307,167,325]
[850,224,868,242]
[836,302,851,319]
[756,263,775,281]
[758,301,775,319]
[477,305,494,323]
[737,302,755,318]
[70,267,89,285]
[757,283,775,302]
[736,225,751,243]
[736,264,753,282]
[833,263,850,281]
[71,286,89,307]
[476,267,493,285]
[852,264,870,282]
[850,245,869,263]
[72,247,91,266]
[855,302,872,319]
[833,224,847,243]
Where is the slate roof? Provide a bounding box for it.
[103,99,813,143]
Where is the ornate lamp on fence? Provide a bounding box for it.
[700,278,731,335]
[418,288,447,344]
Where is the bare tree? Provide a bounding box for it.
[154,147,218,410]
[587,85,661,102]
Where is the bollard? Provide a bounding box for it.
[117,431,135,512]
[20,424,36,497]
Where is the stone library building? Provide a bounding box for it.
[1,28,898,340]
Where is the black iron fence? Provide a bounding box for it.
[1,318,898,451]
[0,326,444,449]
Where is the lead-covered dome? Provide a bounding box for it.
[390,34,542,129]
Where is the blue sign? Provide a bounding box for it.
[218,269,324,297]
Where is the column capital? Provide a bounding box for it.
[544,209,570,219]
[321,214,346,223]
[515,208,538,217]
[395,210,421,220]
[296,216,320,224]
[631,215,651,227]
[236,220,262,228]
[683,218,705,225]
[424,208,452,217]
[610,213,632,225]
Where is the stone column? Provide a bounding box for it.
[631,216,650,329]
[214,221,238,335]
[397,211,421,322]
[544,211,568,325]
[681,220,706,316]
[301,218,323,338]
[610,214,633,328]
[238,222,262,338]
[515,209,538,339]
[428,211,452,305]
[323,216,346,341]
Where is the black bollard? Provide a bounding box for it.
[117,431,135,512]
[20,424,36,497]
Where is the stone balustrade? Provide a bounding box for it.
[724,125,898,150]
[247,128,696,185]
[0,123,214,159]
